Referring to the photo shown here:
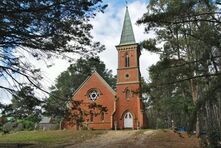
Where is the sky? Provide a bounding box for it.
[0,0,159,104]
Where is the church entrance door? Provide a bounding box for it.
[124,112,133,128]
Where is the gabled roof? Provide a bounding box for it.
[72,71,116,97]
[119,7,136,45]
[39,117,51,124]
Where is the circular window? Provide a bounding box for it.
[89,90,99,101]
[125,74,130,79]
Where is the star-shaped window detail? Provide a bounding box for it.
[89,90,99,101]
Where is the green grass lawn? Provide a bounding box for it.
[0,130,106,146]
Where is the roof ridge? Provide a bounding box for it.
[72,71,116,97]
[94,71,116,95]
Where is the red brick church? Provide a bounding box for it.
[63,7,147,129]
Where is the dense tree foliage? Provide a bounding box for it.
[11,86,42,122]
[138,0,221,147]
[1,86,42,122]
[0,86,42,131]
[146,60,195,129]
[0,0,107,96]
[44,57,116,117]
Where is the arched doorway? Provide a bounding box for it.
[124,112,133,128]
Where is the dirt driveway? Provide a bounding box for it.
[65,130,199,148]
[66,130,139,148]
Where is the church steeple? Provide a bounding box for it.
[115,5,145,130]
[119,7,136,45]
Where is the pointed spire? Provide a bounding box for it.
[119,6,136,45]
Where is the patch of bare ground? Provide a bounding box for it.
[65,129,199,148]
[120,129,200,148]
[65,130,138,148]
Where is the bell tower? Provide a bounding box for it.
[114,6,146,129]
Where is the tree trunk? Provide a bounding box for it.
[190,79,200,136]
[59,118,63,130]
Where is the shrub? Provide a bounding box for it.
[22,120,35,130]
[15,123,24,131]
[2,122,16,133]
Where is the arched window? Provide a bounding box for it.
[125,52,130,67]
[126,89,131,99]
[100,112,104,121]
[90,113,93,122]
